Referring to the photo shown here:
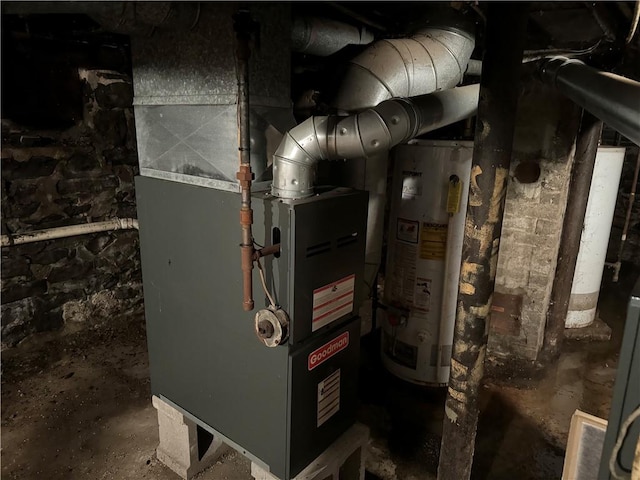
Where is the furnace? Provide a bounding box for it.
[130,3,479,478]
[137,177,367,479]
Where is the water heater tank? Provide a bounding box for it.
[566,146,626,328]
[380,140,472,386]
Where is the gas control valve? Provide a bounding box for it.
[254,307,290,347]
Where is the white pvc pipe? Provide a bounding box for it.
[1,218,139,247]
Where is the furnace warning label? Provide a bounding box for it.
[312,274,355,332]
[317,369,340,427]
[420,223,448,260]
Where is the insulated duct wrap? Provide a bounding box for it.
[272,84,480,199]
[333,27,475,111]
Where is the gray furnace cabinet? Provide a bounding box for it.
[136,176,368,479]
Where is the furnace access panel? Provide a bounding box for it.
[136,176,368,479]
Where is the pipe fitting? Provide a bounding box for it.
[538,56,585,86]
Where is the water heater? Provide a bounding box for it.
[380,140,472,386]
[566,146,626,328]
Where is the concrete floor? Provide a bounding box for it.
[2,266,636,480]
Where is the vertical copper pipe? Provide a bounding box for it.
[234,10,255,311]
[437,4,527,480]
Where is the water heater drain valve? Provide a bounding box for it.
[254,307,290,347]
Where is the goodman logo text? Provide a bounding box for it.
[308,332,349,370]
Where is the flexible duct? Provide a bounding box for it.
[333,27,475,111]
[272,84,480,199]
[291,17,374,56]
[540,56,640,145]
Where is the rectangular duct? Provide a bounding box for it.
[131,3,295,191]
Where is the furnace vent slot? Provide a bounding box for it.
[337,233,358,248]
[306,241,331,258]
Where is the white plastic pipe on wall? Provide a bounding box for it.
[0,218,139,247]
[565,147,626,328]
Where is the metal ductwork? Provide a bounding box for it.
[320,21,477,308]
[540,56,640,145]
[291,17,374,56]
[333,27,475,112]
[271,84,480,199]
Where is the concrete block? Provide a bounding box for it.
[511,180,542,201]
[521,314,545,346]
[152,395,225,480]
[534,218,563,238]
[527,204,563,221]
[251,423,369,480]
[529,259,554,277]
[531,244,558,263]
[497,254,531,290]
[502,214,537,233]
[539,191,562,206]
[541,174,569,192]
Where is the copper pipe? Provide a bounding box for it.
[253,244,281,261]
[234,10,255,311]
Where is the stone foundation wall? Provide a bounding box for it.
[1,69,142,348]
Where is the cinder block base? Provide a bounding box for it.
[251,423,369,480]
[152,395,226,479]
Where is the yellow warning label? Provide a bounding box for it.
[447,177,462,215]
[420,223,448,260]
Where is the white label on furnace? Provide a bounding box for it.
[312,274,355,332]
[317,369,340,427]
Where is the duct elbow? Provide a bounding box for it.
[271,154,317,200]
[271,117,330,199]
[333,27,475,111]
